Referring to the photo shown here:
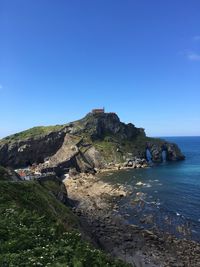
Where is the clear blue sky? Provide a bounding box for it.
[1,0,200,138]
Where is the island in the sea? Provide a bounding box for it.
[0,109,185,178]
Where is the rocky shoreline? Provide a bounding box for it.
[64,173,200,267]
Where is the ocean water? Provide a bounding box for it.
[101,137,200,241]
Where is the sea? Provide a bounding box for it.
[101,137,200,242]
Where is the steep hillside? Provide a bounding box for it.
[0,112,185,174]
[0,173,129,267]
[0,166,21,181]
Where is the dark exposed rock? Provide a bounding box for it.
[81,112,145,141]
[148,142,185,162]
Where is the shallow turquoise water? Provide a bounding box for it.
[102,137,200,241]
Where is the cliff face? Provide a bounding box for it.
[0,131,65,168]
[79,112,144,141]
[0,113,185,174]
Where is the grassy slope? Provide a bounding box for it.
[1,125,65,143]
[0,166,11,181]
[0,166,19,181]
[0,178,130,267]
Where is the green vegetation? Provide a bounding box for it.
[1,125,65,142]
[0,166,8,181]
[0,166,13,181]
[92,133,164,163]
[0,179,129,267]
[93,138,123,163]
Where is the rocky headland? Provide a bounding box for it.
[0,112,185,175]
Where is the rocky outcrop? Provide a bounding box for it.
[79,112,145,141]
[0,112,185,175]
[0,131,66,168]
[38,134,100,175]
[149,142,185,162]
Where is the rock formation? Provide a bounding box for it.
[0,112,185,175]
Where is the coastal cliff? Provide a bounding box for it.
[0,112,185,174]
